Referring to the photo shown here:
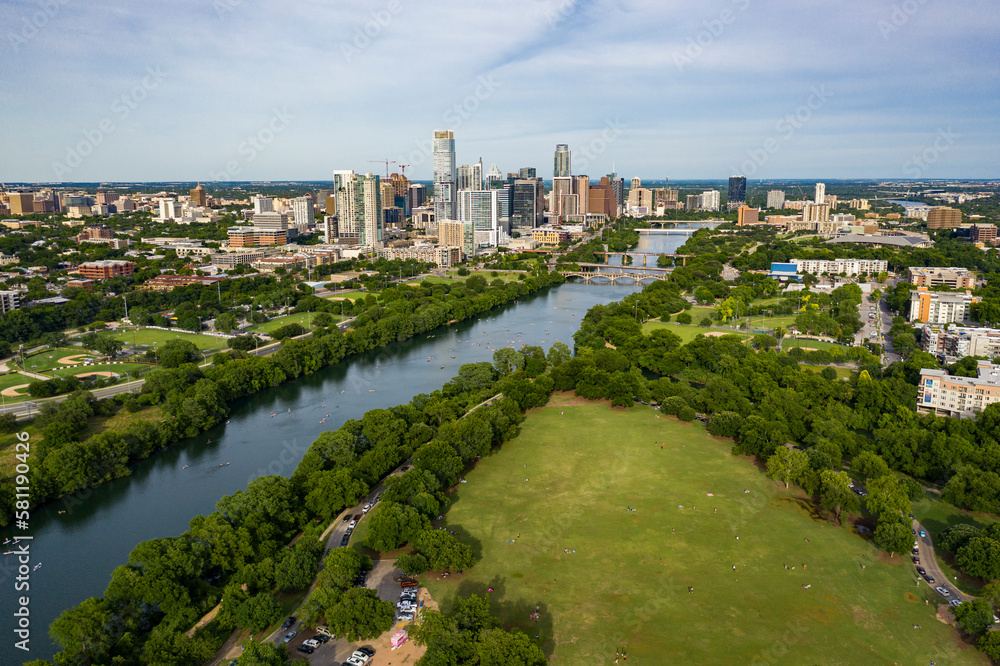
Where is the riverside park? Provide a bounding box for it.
[423,393,985,664]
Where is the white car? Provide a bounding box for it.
[345,658,366,666]
[348,519,357,529]
[302,639,320,648]
[396,612,415,621]
[351,651,372,664]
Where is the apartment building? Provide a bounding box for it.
[790,258,888,276]
[382,244,461,268]
[918,364,1000,418]
[909,288,977,324]
[921,324,1000,359]
[76,260,136,280]
[906,267,977,289]
[0,290,20,314]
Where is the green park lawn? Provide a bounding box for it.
[47,362,151,379]
[643,319,751,344]
[324,290,366,301]
[22,348,98,373]
[781,338,846,352]
[799,365,855,380]
[108,327,227,352]
[247,312,340,335]
[423,396,984,664]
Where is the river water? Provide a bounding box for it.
[1,280,647,663]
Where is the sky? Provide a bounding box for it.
[1,0,998,183]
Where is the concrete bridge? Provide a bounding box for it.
[562,263,671,283]
[592,252,695,266]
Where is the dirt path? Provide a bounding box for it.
[56,354,94,365]
[0,384,31,397]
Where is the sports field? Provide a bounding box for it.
[107,327,227,351]
[642,319,750,344]
[424,395,983,664]
[247,312,336,335]
[0,373,37,399]
[21,348,98,372]
[47,362,150,379]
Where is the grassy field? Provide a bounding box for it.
[799,365,855,380]
[643,319,751,344]
[246,312,339,335]
[0,373,38,398]
[781,338,846,352]
[108,327,228,352]
[324,290,366,301]
[423,395,983,664]
[22,348,98,373]
[47,362,151,379]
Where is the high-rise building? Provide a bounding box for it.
[511,178,544,229]
[252,211,288,230]
[343,173,383,248]
[485,163,503,190]
[728,176,747,209]
[325,194,337,215]
[433,130,456,222]
[190,184,207,207]
[253,196,273,214]
[630,177,642,190]
[322,215,338,243]
[457,161,483,191]
[96,191,119,205]
[551,176,575,218]
[970,224,998,245]
[159,199,182,220]
[766,189,786,209]
[437,219,475,257]
[628,186,654,213]
[333,170,355,192]
[388,173,411,212]
[409,183,427,211]
[519,167,536,179]
[292,196,315,227]
[609,174,624,214]
[737,206,759,226]
[814,182,826,205]
[802,202,831,223]
[573,175,590,217]
[589,177,616,217]
[700,190,721,211]
[927,207,962,229]
[9,193,33,215]
[553,144,571,178]
[458,189,502,246]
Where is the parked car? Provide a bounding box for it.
[302,639,320,648]
[925,576,935,584]
[357,647,376,658]
[283,631,297,643]
[297,645,314,654]
[281,616,296,630]
[351,650,373,664]
[919,530,926,538]
[396,612,415,621]
[345,658,366,666]
[401,580,418,588]
[950,599,963,607]
[916,566,925,575]
[348,519,357,529]
[316,625,334,637]
[935,586,950,596]
[312,633,330,643]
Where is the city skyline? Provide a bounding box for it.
[1,0,998,182]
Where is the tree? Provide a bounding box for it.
[236,640,290,665]
[363,502,430,552]
[233,592,284,633]
[954,598,995,636]
[939,523,981,553]
[275,542,321,591]
[864,475,910,521]
[819,470,858,524]
[159,339,200,368]
[325,587,395,641]
[80,332,125,357]
[676,312,692,325]
[475,628,548,666]
[215,312,238,333]
[766,448,809,489]
[707,411,744,438]
[318,547,372,591]
[414,529,476,571]
[492,347,525,375]
[229,335,261,352]
[956,535,1000,580]
[395,553,429,576]
[853,451,890,481]
[546,342,571,367]
[873,517,913,556]
[979,631,1000,661]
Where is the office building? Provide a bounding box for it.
[409,183,427,211]
[700,190,721,212]
[906,267,977,290]
[628,186,654,213]
[737,206,759,226]
[292,197,315,227]
[909,288,977,324]
[325,194,337,215]
[158,198,183,221]
[0,290,20,314]
[553,144,571,178]
[766,190,786,209]
[190,184,207,207]
[433,130,457,222]
[519,167,536,179]
[573,175,590,217]
[458,190,503,247]
[437,219,475,257]
[510,178,544,228]
[589,177,617,217]
[8,193,33,215]
[970,224,998,245]
[609,174,624,214]
[77,260,136,280]
[814,182,826,205]
[252,196,273,214]
[790,258,888,276]
[728,176,747,209]
[227,227,288,247]
[926,207,962,229]
[252,212,288,230]
[918,364,1000,419]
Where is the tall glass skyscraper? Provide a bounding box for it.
[728,175,747,206]
[433,130,456,221]
[554,144,571,178]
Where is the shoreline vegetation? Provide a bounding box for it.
[0,268,565,526]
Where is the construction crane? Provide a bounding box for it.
[367,159,396,179]
[397,164,411,178]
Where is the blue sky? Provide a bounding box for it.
[1,0,998,182]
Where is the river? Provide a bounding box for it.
[1,280,647,663]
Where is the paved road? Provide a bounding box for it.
[912,518,970,604]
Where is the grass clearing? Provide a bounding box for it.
[324,290,366,301]
[781,338,846,352]
[643,319,751,344]
[246,312,340,335]
[799,365,855,380]
[0,373,38,399]
[46,362,151,379]
[108,327,227,352]
[423,397,984,664]
[21,348,98,373]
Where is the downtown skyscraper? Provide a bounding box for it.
[433,130,456,221]
[728,175,747,210]
[553,143,571,178]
